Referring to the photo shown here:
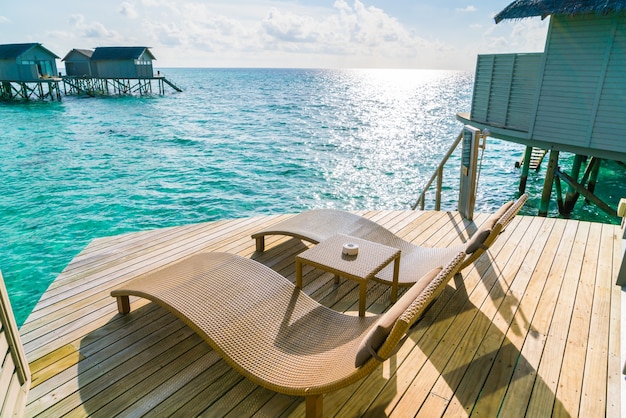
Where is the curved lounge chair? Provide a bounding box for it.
[252,194,527,290]
[111,251,465,417]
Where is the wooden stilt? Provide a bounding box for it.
[0,80,62,101]
[563,154,585,213]
[554,172,565,215]
[519,146,532,193]
[586,158,601,200]
[539,150,559,217]
[60,76,181,97]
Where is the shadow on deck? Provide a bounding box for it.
[20,211,622,417]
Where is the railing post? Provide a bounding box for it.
[435,166,443,211]
[616,198,626,286]
[412,130,464,210]
[458,126,481,220]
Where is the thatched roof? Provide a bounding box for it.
[495,0,626,23]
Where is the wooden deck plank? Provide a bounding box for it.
[458,217,568,415]
[606,225,623,417]
[143,360,235,416]
[15,211,621,418]
[392,215,540,417]
[30,216,263,313]
[46,223,199,285]
[422,215,553,417]
[254,392,299,417]
[525,220,590,416]
[94,347,219,417]
[22,220,234,327]
[163,366,246,417]
[552,222,603,416]
[24,303,167,406]
[22,218,265,357]
[26,313,191,416]
[492,218,568,416]
[335,215,531,417]
[578,221,615,417]
[38,220,226,297]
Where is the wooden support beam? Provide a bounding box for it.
[580,156,599,185]
[559,157,601,210]
[554,169,617,218]
[565,155,585,198]
[586,158,601,200]
[0,81,62,101]
[519,146,532,194]
[539,150,559,217]
[554,174,565,215]
[563,154,586,214]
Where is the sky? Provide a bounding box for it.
[0,0,550,71]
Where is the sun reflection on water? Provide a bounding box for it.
[311,68,473,210]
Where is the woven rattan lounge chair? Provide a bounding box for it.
[252,194,527,289]
[111,251,465,417]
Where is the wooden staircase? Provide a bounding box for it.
[162,77,182,92]
[517,147,547,171]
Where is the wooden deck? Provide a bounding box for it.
[19,210,623,417]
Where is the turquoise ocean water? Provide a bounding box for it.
[1,68,624,326]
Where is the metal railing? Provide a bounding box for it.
[412,130,463,211]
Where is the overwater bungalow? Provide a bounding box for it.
[0,1,624,418]
[0,43,59,81]
[62,49,94,77]
[0,43,61,100]
[90,46,156,79]
[61,46,181,96]
[457,0,626,219]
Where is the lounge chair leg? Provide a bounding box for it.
[358,282,366,317]
[305,395,323,418]
[255,237,265,252]
[391,256,400,303]
[296,260,303,289]
[116,296,130,314]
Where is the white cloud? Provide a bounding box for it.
[509,18,550,50]
[479,17,549,54]
[119,2,138,19]
[147,22,186,47]
[141,3,258,57]
[68,14,120,41]
[135,0,452,68]
[262,8,321,43]
[0,0,550,70]
[257,0,435,63]
[457,6,477,13]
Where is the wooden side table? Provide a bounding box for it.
[295,234,401,316]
